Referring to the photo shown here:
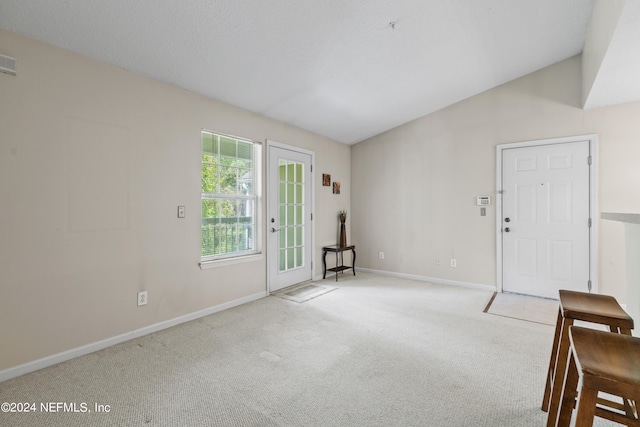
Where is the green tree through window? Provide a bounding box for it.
[201,131,260,260]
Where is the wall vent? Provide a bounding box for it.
[0,54,17,76]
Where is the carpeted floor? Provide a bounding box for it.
[0,273,618,426]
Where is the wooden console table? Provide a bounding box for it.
[322,245,356,281]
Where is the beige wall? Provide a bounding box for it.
[582,0,626,107]
[352,55,640,304]
[0,29,350,371]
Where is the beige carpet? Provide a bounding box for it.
[484,292,559,326]
[1,273,619,427]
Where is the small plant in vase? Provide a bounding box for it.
[338,210,347,247]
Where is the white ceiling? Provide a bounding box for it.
[1,0,636,145]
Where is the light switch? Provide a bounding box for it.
[177,206,185,218]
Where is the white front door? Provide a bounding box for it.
[267,143,313,292]
[501,141,591,299]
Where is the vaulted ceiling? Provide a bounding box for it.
[1,1,638,144]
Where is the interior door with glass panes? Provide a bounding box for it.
[267,144,312,292]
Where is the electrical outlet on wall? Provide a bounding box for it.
[137,291,148,306]
[450,259,457,268]
[379,252,385,260]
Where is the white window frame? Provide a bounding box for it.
[200,130,262,265]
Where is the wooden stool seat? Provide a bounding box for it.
[543,290,634,427]
[574,327,640,387]
[559,290,634,328]
[555,326,640,427]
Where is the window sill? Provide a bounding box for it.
[199,253,264,270]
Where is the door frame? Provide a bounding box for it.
[495,134,599,295]
[266,139,315,293]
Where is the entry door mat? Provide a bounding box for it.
[484,292,558,326]
[272,283,337,303]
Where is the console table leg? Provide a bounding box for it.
[352,248,356,275]
[322,249,327,279]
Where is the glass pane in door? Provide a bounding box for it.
[278,159,305,272]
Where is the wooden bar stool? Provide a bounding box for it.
[543,290,634,427]
[554,326,640,427]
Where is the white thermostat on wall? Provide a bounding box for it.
[476,196,491,206]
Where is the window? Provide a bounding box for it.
[201,131,261,261]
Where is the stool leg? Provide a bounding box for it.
[546,317,574,427]
[556,352,579,427]
[543,308,564,411]
[611,325,638,425]
[623,397,636,423]
[574,383,597,427]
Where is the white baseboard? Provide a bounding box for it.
[356,267,496,292]
[0,291,267,383]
